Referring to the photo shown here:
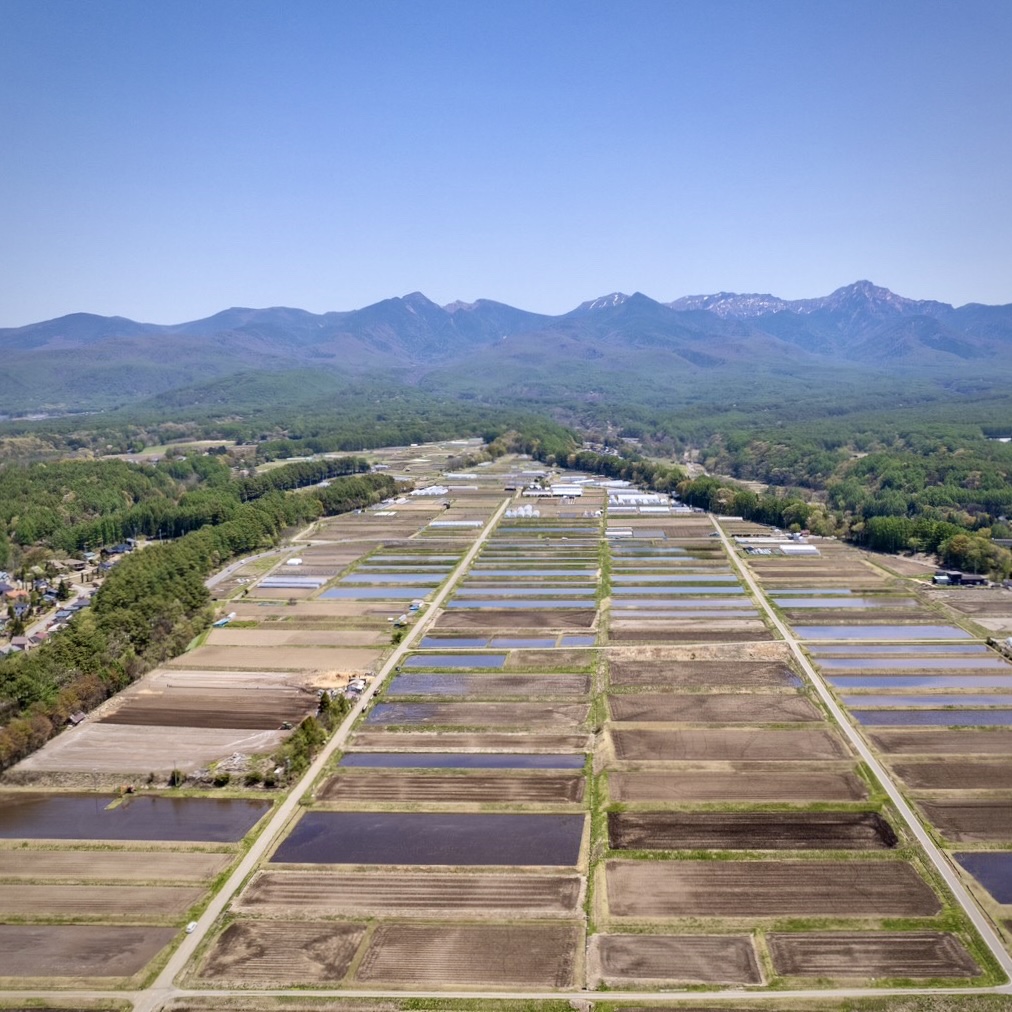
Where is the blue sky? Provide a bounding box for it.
[1,0,1010,324]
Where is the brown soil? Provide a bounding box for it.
[0,849,228,882]
[196,920,365,984]
[317,771,584,804]
[348,731,590,752]
[371,701,588,727]
[608,693,821,724]
[0,923,176,977]
[891,761,1012,790]
[504,649,591,670]
[916,800,1012,842]
[168,645,382,672]
[611,728,850,761]
[590,933,761,984]
[767,931,979,978]
[387,675,591,698]
[608,770,867,803]
[235,870,581,917]
[434,609,597,629]
[608,660,799,689]
[608,811,897,851]
[605,859,940,917]
[354,922,580,986]
[0,883,204,918]
[869,730,1012,755]
[100,688,316,729]
[207,629,388,646]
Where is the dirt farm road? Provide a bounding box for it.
[711,516,1012,983]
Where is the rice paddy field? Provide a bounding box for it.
[4,444,1010,998]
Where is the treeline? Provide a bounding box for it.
[0,472,397,769]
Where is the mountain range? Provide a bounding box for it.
[2,281,1010,416]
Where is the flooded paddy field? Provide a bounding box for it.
[385,673,591,698]
[795,624,974,640]
[817,656,1007,669]
[339,751,584,768]
[607,693,822,723]
[272,811,585,865]
[855,709,1012,726]
[766,931,979,979]
[589,933,762,985]
[234,869,583,917]
[434,608,598,630]
[844,693,1012,707]
[916,800,1012,842]
[403,653,507,668]
[0,923,177,979]
[604,859,940,917]
[365,701,588,727]
[608,811,897,850]
[830,674,1012,690]
[608,769,867,803]
[955,852,1012,902]
[316,770,585,804]
[0,793,270,841]
[609,727,850,761]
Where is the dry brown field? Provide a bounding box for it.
[608,769,867,803]
[608,623,772,643]
[370,702,588,727]
[890,761,1012,790]
[168,646,382,672]
[195,920,365,985]
[0,848,229,881]
[609,643,792,662]
[916,800,1012,842]
[434,609,597,630]
[767,931,979,978]
[354,922,581,986]
[234,870,582,917]
[610,728,849,761]
[589,933,761,985]
[504,649,592,670]
[316,771,584,804]
[869,730,1012,755]
[608,659,799,689]
[13,723,288,774]
[386,674,591,698]
[782,608,934,624]
[604,860,940,917]
[0,923,176,977]
[607,811,897,851]
[608,693,821,724]
[231,600,387,619]
[207,629,388,647]
[347,731,590,752]
[248,586,316,600]
[0,883,204,918]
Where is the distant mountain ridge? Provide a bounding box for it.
[1,281,1010,415]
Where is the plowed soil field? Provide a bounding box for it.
[0,849,228,881]
[605,860,939,917]
[100,686,316,729]
[608,811,897,850]
[916,800,1012,842]
[316,771,584,804]
[348,731,589,752]
[386,674,590,698]
[608,624,772,644]
[355,922,581,986]
[608,694,821,724]
[610,728,849,761]
[196,920,365,984]
[870,730,1012,755]
[168,646,382,672]
[590,933,761,984]
[767,931,979,978]
[608,770,866,803]
[608,660,799,689]
[891,761,1012,790]
[0,883,203,918]
[435,609,596,630]
[207,629,388,646]
[234,870,581,917]
[0,923,176,977]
